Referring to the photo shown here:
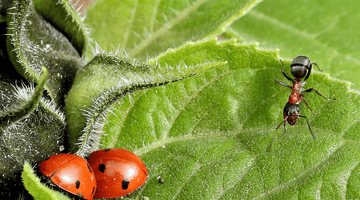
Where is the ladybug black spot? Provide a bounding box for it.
[122,179,130,190]
[75,180,80,189]
[104,148,111,152]
[86,164,93,173]
[99,164,106,173]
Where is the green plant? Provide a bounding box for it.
[1,0,359,199]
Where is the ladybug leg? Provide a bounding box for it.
[279,59,294,82]
[299,115,316,140]
[300,95,315,116]
[303,88,337,101]
[275,80,292,89]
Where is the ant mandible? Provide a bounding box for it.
[268,56,336,151]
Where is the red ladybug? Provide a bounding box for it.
[87,148,148,199]
[38,153,97,200]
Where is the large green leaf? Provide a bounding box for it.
[76,38,357,199]
[227,0,360,91]
[84,0,261,60]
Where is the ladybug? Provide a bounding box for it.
[87,148,148,199]
[38,153,97,200]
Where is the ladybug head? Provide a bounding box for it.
[290,55,311,79]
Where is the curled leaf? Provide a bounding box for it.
[0,66,65,196]
[7,0,84,105]
[65,54,222,156]
[0,66,48,128]
[33,0,88,56]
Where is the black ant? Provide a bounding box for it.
[268,56,336,151]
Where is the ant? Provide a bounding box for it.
[268,56,336,151]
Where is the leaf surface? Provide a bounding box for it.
[84,0,261,60]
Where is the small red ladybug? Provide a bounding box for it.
[87,148,148,199]
[38,153,97,200]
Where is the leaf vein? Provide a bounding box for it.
[122,0,139,51]
[129,0,209,57]
[110,91,145,148]
[165,68,233,139]
[150,0,162,33]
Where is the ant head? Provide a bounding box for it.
[283,103,300,125]
[290,56,311,79]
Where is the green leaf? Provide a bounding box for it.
[65,53,223,155]
[22,162,70,200]
[87,38,358,199]
[84,0,261,60]
[0,66,47,128]
[33,0,88,56]
[227,0,360,91]
[0,59,65,195]
[7,0,84,105]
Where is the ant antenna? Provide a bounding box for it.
[311,63,323,72]
[279,59,285,71]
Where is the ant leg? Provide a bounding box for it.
[303,88,337,101]
[275,80,292,89]
[300,96,315,116]
[299,115,316,140]
[280,122,287,137]
[267,119,286,152]
[279,59,294,82]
